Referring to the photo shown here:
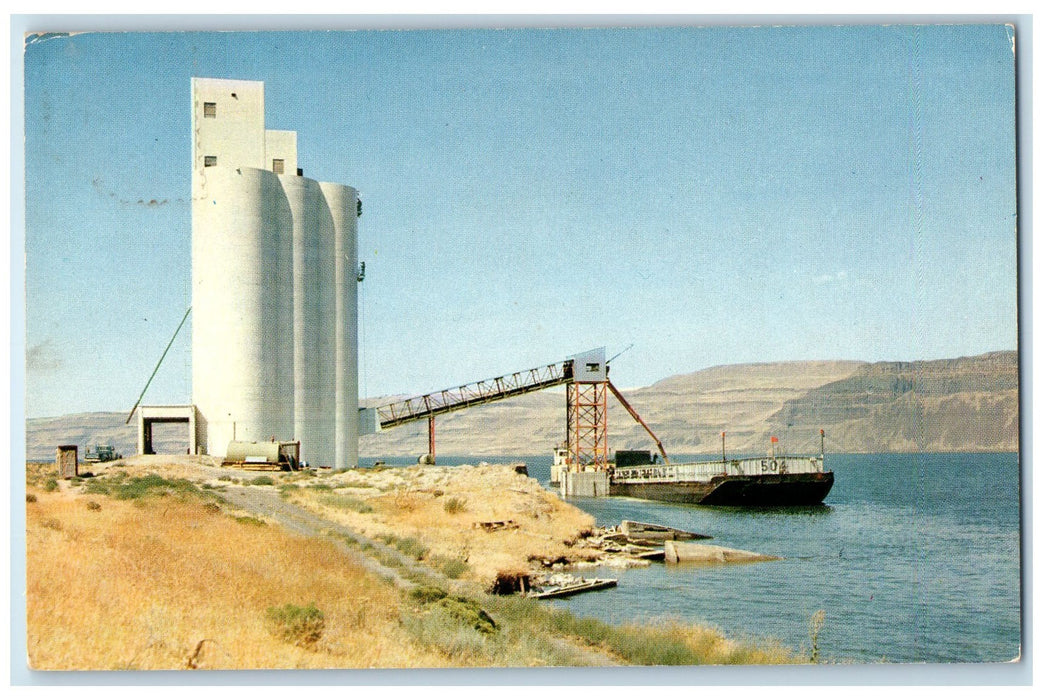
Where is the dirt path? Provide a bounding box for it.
[219,485,421,589]
[217,483,620,667]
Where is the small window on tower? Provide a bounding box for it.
[272,158,285,174]
[204,155,217,167]
[203,102,217,118]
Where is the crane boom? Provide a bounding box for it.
[607,379,670,464]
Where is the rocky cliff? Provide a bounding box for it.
[768,351,1019,453]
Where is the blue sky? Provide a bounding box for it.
[21,25,1018,418]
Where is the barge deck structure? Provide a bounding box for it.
[609,455,833,506]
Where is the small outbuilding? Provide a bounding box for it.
[55,445,78,479]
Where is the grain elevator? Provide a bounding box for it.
[190,77,359,468]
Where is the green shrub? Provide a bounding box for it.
[443,497,466,514]
[83,480,112,496]
[26,493,37,503]
[42,479,58,492]
[266,602,326,647]
[429,555,468,579]
[443,559,468,579]
[233,515,267,527]
[309,483,333,491]
[347,498,373,513]
[108,474,201,500]
[409,586,448,605]
[316,492,373,513]
[401,606,487,662]
[377,550,406,570]
[433,597,497,635]
[250,475,275,486]
[407,587,496,635]
[394,537,429,560]
[85,501,102,512]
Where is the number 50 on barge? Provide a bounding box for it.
[551,432,834,507]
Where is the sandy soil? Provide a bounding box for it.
[57,456,640,587]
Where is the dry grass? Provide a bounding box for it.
[25,486,447,670]
[25,459,802,669]
[287,465,598,584]
[603,620,796,665]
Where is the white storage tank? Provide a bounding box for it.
[192,165,295,455]
[282,174,336,467]
[319,181,360,471]
[314,190,338,466]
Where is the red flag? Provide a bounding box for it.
[770,436,779,443]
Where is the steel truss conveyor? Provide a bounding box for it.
[369,347,669,468]
[374,360,575,430]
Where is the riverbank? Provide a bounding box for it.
[25,457,798,670]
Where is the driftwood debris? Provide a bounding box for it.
[491,570,531,595]
[575,520,710,563]
[473,519,520,532]
[619,520,710,541]
[526,573,618,599]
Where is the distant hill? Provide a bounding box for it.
[24,412,184,462]
[25,352,1019,461]
[357,353,1019,457]
[768,352,1019,453]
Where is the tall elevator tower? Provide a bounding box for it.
[565,348,609,470]
[190,77,359,468]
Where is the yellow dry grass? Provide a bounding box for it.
[289,465,598,583]
[25,486,448,670]
[621,619,797,665]
[25,461,803,669]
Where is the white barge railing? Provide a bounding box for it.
[611,455,827,484]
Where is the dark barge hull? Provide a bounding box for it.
[609,471,834,506]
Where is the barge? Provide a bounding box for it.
[554,445,834,506]
[609,454,833,506]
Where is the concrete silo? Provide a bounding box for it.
[191,166,295,452]
[318,183,360,472]
[190,77,359,467]
[283,175,336,465]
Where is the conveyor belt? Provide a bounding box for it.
[375,360,574,429]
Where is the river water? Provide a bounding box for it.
[369,452,1021,664]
